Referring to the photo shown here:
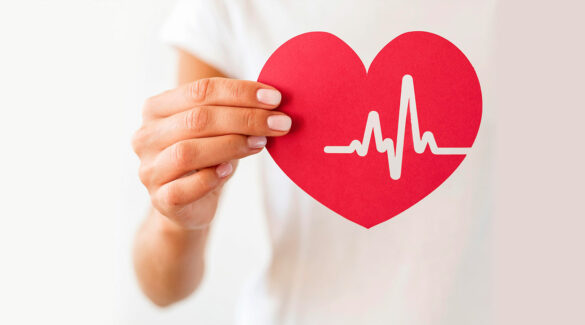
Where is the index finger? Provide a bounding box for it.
[143,77,282,118]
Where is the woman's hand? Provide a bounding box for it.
[132,77,290,229]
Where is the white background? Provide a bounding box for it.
[1,1,584,325]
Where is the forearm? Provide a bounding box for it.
[133,208,210,306]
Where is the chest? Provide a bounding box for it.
[234,0,497,80]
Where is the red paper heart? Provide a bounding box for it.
[258,32,482,228]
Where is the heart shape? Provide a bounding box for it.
[258,32,482,228]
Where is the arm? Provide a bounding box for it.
[133,51,223,307]
[131,50,291,306]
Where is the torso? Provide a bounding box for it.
[217,1,497,323]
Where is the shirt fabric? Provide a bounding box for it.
[160,1,497,324]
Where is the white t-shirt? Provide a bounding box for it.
[161,1,496,324]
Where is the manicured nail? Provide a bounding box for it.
[247,136,267,149]
[256,89,281,106]
[216,162,233,178]
[267,115,292,131]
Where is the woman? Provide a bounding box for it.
[132,0,496,324]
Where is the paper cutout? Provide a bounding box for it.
[258,32,482,228]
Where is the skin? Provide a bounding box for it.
[131,50,290,306]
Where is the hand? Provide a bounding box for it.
[132,78,290,229]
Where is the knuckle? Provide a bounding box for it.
[243,109,259,131]
[161,184,182,208]
[194,172,215,192]
[228,81,244,99]
[142,96,158,117]
[172,141,195,169]
[131,127,148,154]
[185,107,209,133]
[188,78,211,102]
[226,135,247,155]
[151,190,173,216]
[138,163,153,186]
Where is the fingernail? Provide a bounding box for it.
[256,89,281,106]
[216,162,233,178]
[247,136,267,149]
[267,115,292,131]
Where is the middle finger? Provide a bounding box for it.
[145,106,292,152]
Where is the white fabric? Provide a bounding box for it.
[161,1,497,324]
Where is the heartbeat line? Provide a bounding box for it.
[323,74,470,180]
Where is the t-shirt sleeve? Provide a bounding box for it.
[159,0,239,77]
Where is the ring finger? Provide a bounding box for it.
[147,134,266,186]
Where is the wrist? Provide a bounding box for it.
[153,209,210,237]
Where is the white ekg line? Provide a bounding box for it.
[323,74,470,180]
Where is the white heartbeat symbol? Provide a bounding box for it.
[323,74,470,180]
